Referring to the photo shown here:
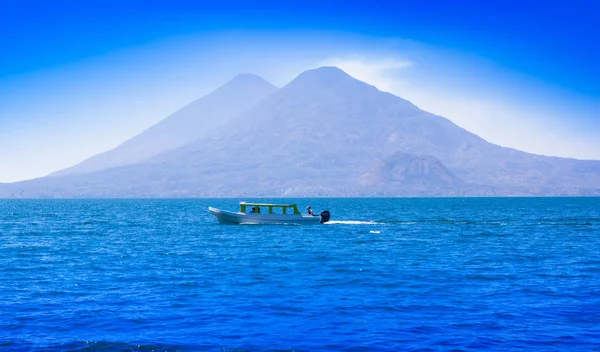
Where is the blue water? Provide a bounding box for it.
[1,198,599,351]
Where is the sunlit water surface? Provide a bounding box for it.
[1,198,599,351]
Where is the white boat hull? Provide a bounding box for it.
[208,207,324,224]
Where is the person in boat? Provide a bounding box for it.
[306,205,313,216]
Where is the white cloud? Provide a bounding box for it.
[319,56,413,93]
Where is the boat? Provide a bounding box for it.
[208,202,331,224]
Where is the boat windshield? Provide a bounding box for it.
[240,202,301,215]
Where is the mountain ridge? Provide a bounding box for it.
[2,66,599,198]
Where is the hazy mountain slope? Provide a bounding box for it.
[51,74,278,176]
[1,66,599,197]
[359,152,462,186]
[133,66,600,195]
[145,67,482,178]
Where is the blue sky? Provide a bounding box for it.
[1,0,599,182]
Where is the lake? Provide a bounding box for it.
[1,198,599,351]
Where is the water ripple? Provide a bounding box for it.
[0,197,599,351]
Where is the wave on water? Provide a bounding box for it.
[2,198,600,351]
[326,220,383,225]
[2,340,191,351]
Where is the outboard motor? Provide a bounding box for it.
[320,210,331,223]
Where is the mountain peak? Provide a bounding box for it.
[229,73,272,85]
[293,66,354,83]
[306,65,349,76]
[282,65,378,97]
[211,73,277,98]
[218,73,278,92]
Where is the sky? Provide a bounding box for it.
[1,0,599,182]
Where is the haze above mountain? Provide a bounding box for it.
[2,66,599,197]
